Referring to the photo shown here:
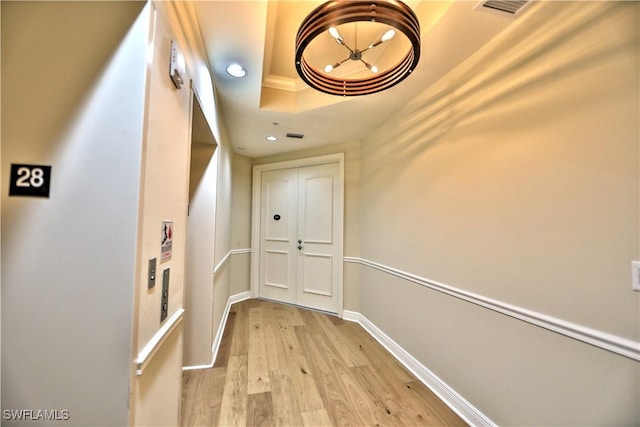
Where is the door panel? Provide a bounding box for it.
[259,168,297,304]
[265,179,292,242]
[296,163,340,312]
[259,162,340,313]
[301,253,333,296]
[264,250,289,289]
[301,174,334,243]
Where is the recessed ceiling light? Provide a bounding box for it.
[266,135,277,142]
[226,63,247,78]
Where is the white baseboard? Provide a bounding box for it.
[182,291,251,371]
[209,291,251,366]
[181,363,212,371]
[229,290,252,304]
[343,310,496,427]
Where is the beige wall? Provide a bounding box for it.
[231,154,253,249]
[229,154,253,295]
[214,138,234,269]
[131,4,192,424]
[182,117,233,370]
[183,142,217,366]
[133,0,236,421]
[133,323,183,426]
[1,2,149,425]
[209,117,234,361]
[254,141,362,310]
[1,0,235,424]
[134,2,191,365]
[358,1,639,425]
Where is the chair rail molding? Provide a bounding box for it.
[136,308,185,376]
[344,257,640,362]
[213,248,251,276]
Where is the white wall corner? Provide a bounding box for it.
[182,291,251,371]
[229,290,252,305]
[343,310,496,427]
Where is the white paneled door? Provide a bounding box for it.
[259,162,341,313]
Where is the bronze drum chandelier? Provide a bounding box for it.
[295,0,420,96]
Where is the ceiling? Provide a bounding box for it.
[192,1,523,158]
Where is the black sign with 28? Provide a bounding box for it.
[9,164,52,198]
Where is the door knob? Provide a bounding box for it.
[298,239,302,244]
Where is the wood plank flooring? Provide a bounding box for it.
[181,299,467,427]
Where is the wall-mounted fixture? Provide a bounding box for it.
[170,40,186,89]
[148,258,157,289]
[295,0,420,96]
[161,268,170,322]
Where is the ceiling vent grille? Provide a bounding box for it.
[286,133,304,139]
[476,0,530,16]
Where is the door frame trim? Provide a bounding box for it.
[250,153,345,316]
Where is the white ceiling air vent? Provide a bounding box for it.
[475,0,531,17]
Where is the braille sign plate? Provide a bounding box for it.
[9,164,52,198]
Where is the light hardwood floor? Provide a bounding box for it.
[181,299,467,427]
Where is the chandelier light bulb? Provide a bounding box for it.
[370,65,379,73]
[324,64,334,73]
[328,26,345,45]
[381,29,396,42]
[328,27,341,39]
